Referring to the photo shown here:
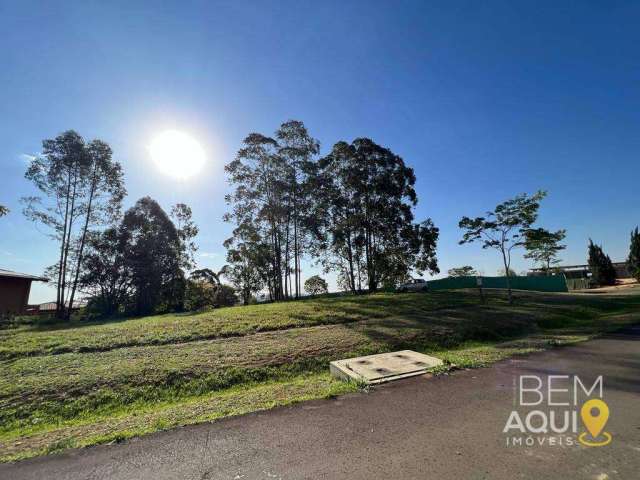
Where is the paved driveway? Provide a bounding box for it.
[3,327,639,480]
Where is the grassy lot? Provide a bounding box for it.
[0,291,481,359]
[1,287,639,462]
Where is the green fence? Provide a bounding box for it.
[427,275,568,293]
[565,277,590,291]
[426,276,477,290]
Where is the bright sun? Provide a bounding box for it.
[149,130,205,179]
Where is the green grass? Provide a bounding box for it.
[0,373,358,462]
[1,287,639,462]
[0,291,481,360]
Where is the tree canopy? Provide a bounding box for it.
[80,197,199,316]
[80,227,132,316]
[312,138,439,293]
[224,124,440,301]
[304,275,328,296]
[628,227,640,282]
[185,268,236,310]
[459,190,546,303]
[22,130,125,319]
[224,121,319,302]
[447,266,477,277]
[588,239,616,287]
[120,197,186,314]
[524,228,566,271]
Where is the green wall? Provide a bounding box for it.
[427,275,568,293]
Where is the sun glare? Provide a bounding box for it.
[149,130,205,179]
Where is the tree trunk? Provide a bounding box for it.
[501,248,513,304]
[59,168,79,319]
[366,230,378,292]
[346,230,356,294]
[298,237,302,297]
[56,169,73,318]
[284,215,290,299]
[293,213,299,299]
[270,223,281,301]
[364,228,372,291]
[274,227,283,300]
[67,166,98,319]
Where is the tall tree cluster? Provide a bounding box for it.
[22,131,125,319]
[587,239,616,286]
[224,121,440,301]
[80,197,198,316]
[312,139,439,293]
[20,130,201,318]
[628,227,640,282]
[223,121,320,302]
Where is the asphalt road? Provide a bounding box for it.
[3,327,639,480]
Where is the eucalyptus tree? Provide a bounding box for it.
[459,190,546,303]
[171,203,199,271]
[66,140,125,319]
[23,131,125,319]
[190,268,221,285]
[79,198,197,316]
[224,132,287,299]
[524,227,566,272]
[314,138,440,292]
[276,120,319,298]
[225,121,321,301]
[222,233,270,305]
[311,141,363,293]
[79,227,132,316]
[119,197,185,315]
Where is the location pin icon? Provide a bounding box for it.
[581,399,609,438]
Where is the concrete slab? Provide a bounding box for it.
[330,350,443,384]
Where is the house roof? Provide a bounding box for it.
[0,268,48,281]
[36,299,87,311]
[530,261,628,272]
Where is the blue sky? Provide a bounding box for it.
[1,0,638,303]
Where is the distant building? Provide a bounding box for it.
[26,299,88,315]
[529,262,631,279]
[0,269,48,314]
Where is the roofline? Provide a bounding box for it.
[0,269,48,281]
[530,261,628,271]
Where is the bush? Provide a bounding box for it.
[0,313,15,329]
[304,275,329,296]
[185,280,237,311]
[185,280,216,311]
[215,284,238,307]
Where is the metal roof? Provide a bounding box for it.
[530,262,628,272]
[36,299,87,311]
[0,268,48,281]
